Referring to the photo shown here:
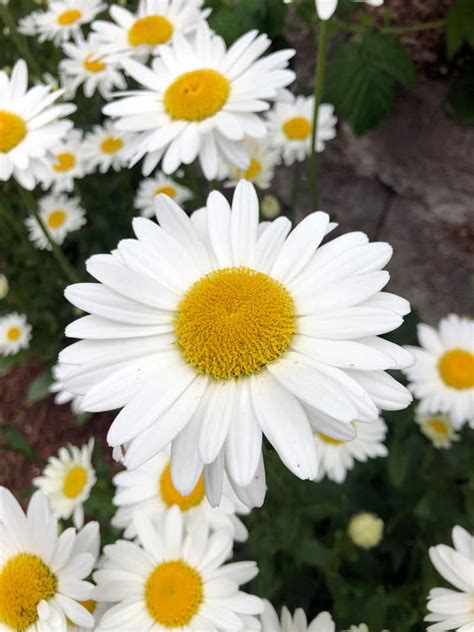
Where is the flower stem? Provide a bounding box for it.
[309,19,330,214]
[290,160,301,221]
[0,7,42,79]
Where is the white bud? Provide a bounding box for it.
[261,194,281,220]
[0,274,8,300]
[348,512,384,549]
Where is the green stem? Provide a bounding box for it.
[290,160,301,221]
[0,7,42,79]
[309,19,330,214]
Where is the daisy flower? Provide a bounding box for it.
[261,600,335,632]
[404,314,474,429]
[111,447,254,541]
[225,138,280,190]
[25,194,86,250]
[134,171,193,217]
[267,95,337,165]
[40,130,86,193]
[33,438,96,529]
[0,487,96,631]
[50,362,85,414]
[17,11,42,36]
[415,409,460,449]
[425,525,474,631]
[82,121,133,174]
[61,180,413,506]
[313,416,388,483]
[0,312,32,356]
[35,0,106,44]
[315,0,384,20]
[103,24,296,179]
[0,60,75,190]
[347,512,384,550]
[94,507,263,631]
[91,0,210,61]
[60,36,127,100]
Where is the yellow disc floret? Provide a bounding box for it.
[47,210,66,229]
[159,463,205,511]
[283,116,311,141]
[57,9,82,25]
[128,15,174,47]
[0,553,57,630]
[427,418,450,437]
[6,326,21,341]
[164,69,230,122]
[83,54,106,73]
[244,159,262,181]
[63,465,88,498]
[53,152,76,172]
[100,136,124,154]
[175,267,295,381]
[145,561,203,627]
[0,111,27,153]
[438,349,474,390]
[155,185,176,198]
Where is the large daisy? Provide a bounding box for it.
[94,507,263,631]
[0,487,97,631]
[425,525,474,631]
[61,180,412,505]
[261,600,335,632]
[82,121,133,174]
[404,314,474,429]
[134,171,193,218]
[50,362,85,414]
[25,194,86,250]
[0,312,32,356]
[91,0,210,61]
[103,24,295,179]
[0,60,75,190]
[34,0,106,44]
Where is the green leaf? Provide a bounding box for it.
[74,411,92,425]
[387,436,410,488]
[27,369,53,402]
[446,0,474,59]
[447,60,474,122]
[1,424,37,461]
[325,30,416,134]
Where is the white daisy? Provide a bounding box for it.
[50,362,85,413]
[415,409,460,449]
[33,438,96,529]
[40,130,86,193]
[425,525,474,632]
[103,24,295,179]
[313,416,388,483]
[82,121,133,174]
[0,60,75,190]
[111,447,253,541]
[17,11,42,36]
[261,600,335,632]
[404,314,474,429]
[225,137,280,190]
[25,194,86,250]
[0,312,32,356]
[267,94,337,165]
[92,0,210,61]
[134,171,193,217]
[35,0,106,44]
[315,0,384,20]
[94,507,263,631]
[61,180,413,506]
[59,35,127,100]
[0,487,96,631]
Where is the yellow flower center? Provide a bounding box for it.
[426,418,450,437]
[145,561,203,627]
[164,69,230,122]
[283,116,311,141]
[63,465,88,498]
[438,349,474,390]
[128,15,174,47]
[57,8,82,25]
[83,54,106,73]
[159,463,205,511]
[318,432,344,446]
[0,110,27,153]
[175,267,295,381]
[47,209,66,229]
[53,152,76,173]
[6,326,21,341]
[0,553,57,631]
[244,158,262,181]
[154,185,176,198]
[100,136,124,154]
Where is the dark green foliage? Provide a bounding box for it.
[447,59,474,122]
[446,0,474,59]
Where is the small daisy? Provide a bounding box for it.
[92,0,210,61]
[82,121,133,174]
[313,417,388,483]
[426,525,474,631]
[94,507,263,631]
[111,447,253,541]
[415,409,460,449]
[134,171,193,217]
[225,138,280,190]
[267,94,337,165]
[25,194,86,250]
[50,362,85,413]
[103,23,295,178]
[0,60,75,190]
[0,487,96,631]
[0,312,32,356]
[315,0,384,20]
[35,0,106,44]
[261,600,336,632]
[404,314,474,429]
[40,130,86,193]
[17,11,42,36]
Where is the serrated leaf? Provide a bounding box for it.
[446,0,474,59]
[27,369,53,402]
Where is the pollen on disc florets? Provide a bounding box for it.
[164,69,230,122]
[175,267,296,381]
